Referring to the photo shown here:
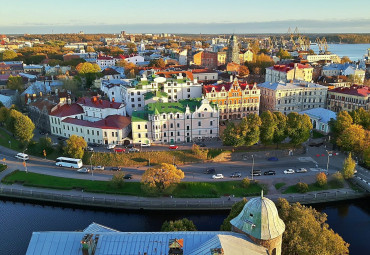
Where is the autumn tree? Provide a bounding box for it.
[161,218,197,231]
[63,135,87,159]
[141,163,185,191]
[7,109,35,142]
[316,172,327,187]
[340,56,351,64]
[329,110,353,141]
[342,153,356,179]
[86,46,95,52]
[337,124,367,154]
[238,65,250,77]
[111,172,125,188]
[0,106,10,125]
[117,60,139,78]
[296,182,309,193]
[1,50,17,60]
[76,62,101,74]
[287,112,312,145]
[149,59,166,69]
[260,111,276,145]
[277,198,349,255]
[350,108,370,130]
[7,75,24,91]
[332,171,345,187]
[276,48,292,59]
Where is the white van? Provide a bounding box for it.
[15,153,29,161]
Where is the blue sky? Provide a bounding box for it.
[1,0,370,33]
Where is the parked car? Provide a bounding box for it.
[169,145,178,150]
[141,143,151,147]
[84,147,94,152]
[284,169,295,174]
[111,167,121,171]
[125,144,134,148]
[124,174,133,179]
[77,168,90,173]
[195,142,206,147]
[264,170,276,175]
[114,148,125,153]
[93,166,104,171]
[57,137,67,141]
[107,144,116,150]
[128,148,140,153]
[212,174,224,179]
[230,172,242,178]
[204,168,216,174]
[296,168,307,173]
[267,157,279,161]
[251,170,262,176]
[15,153,29,161]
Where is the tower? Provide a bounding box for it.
[230,192,285,255]
[226,35,240,64]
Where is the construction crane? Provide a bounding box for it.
[315,37,323,53]
[321,37,328,53]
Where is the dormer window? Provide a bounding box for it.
[250,213,254,217]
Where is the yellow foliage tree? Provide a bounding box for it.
[76,62,101,74]
[63,135,87,159]
[316,172,327,187]
[141,163,184,191]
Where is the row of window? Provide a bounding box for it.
[138,121,214,130]
[138,130,213,139]
[221,106,258,113]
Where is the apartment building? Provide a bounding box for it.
[265,63,313,83]
[327,85,369,112]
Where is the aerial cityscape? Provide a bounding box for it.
[0,1,369,255]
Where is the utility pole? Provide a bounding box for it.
[251,155,254,181]
[326,150,330,172]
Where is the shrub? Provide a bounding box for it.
[110,172,125,188]
[241,177,250,188]
[332,171,345,187]
[296,182,309,193]
[161,218,197,231]
[316,172,327,187]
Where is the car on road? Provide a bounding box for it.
[15,153,29,161]
[114,148,125,153]
[124,174,133,179]
[77,168,90,173]
[110,167,121,171]
[140,143,151,147]
[84,147,94,152]
[57,137,67,141]
[93,166,104,171]
[128,148,140,153]
[251,170,262,176]
[230,172,242,178]
[169,145,178,150]
[284,169,295,174]
[267,157,279,161]
[195,142,207,147]
[264,170,276,175]
[212,174,224,179]
[296,168,307,173]
[204,168,216,174]
[107,144,116,150]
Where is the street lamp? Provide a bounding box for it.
[251,155,255,181]
[90,153,94,177]
[326,150,330,172]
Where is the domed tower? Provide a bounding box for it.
[230,192,285,255]
[226,35,240,64]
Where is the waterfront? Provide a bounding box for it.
[311,43,370,61]
[0,198,368,255]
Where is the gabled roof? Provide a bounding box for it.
[50,103,84,117]
[203,81,255,93]
[329,85,369,97]
[299,108,336,124]
[267,63,312,73]
[76,97,122,109]
[63,115,131,129]
[101,68,120,76]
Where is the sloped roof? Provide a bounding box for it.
[63,115,131,129]
[204,80,255,93]
[267,63,312,73]
[50,103,84,117]
[83,222,119,233]
[299,108,337,124]
[258,81,326,91]
[329,85,369,97]
[76,97,122,109]
[101,68,120,76]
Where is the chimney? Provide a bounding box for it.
[99,99,103,104]
[112,97,115,102]
[81,234,99,255]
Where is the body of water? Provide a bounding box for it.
[0,198,369,255]
[310,43,370,61]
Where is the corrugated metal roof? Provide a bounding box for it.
[83,222,119,233]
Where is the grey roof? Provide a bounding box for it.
[83,222,119,233]
[299,107,337,124]
[258,81,327,91]
[230,195,285,240]
[26,229,267,255]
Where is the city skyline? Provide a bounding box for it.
[1,0,370,34]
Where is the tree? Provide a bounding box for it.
[277,198,349,255]
[1,50,17,60]
[329,111,353,140]
[39,137,53,154]
[220,198,248,231]
[316,172,327,187]
[111,172,125,188]
[0,107,10,125]
[7,75,24,91]
[244,114,261,146]
[276,48,292,59]
[222,122,239,146]
[342,153,356,179]
[296,182,309,193]
[62,79,81,95]
[238,65,250,77]
[63,135,87,159]
[86,46,95,52]
[161,218,197,231]
[340,56,351,64]
[149,59,166,69]
[241,177,250,188]
[76,62,101,74]
[337,124,366,154]
[350,108,370,130]
[260,111,276,145]
[8,109,35,142]
[273,112,288,146]
[287,112,312,145]
[141,163,185,191]
[117,60,139,78]
[332,171,345,187]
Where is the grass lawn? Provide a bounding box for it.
[0,164,7,172]
[2,170,266,198]
[274,182,286,190]
[0,128,22,150]
[283,180,344,194]
[312,130,325,139]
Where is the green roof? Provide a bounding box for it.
[147,98,202,114]
[131,111,148,122]
[144,91,168,100]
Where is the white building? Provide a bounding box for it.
[178,49,188,65]
[96,55,116,69]
[303,54,340,63]
[299,108,336,134]
[265,63,313,83]
[131,98,219,144]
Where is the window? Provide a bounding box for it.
[138,125,141,130]
[87,129,89,134]
[170,123,174,128]
[198,121,201,126]
[92,130,94,135]
[163,124,167,128]
[170,132,174,136]
[176,114,179,118]
[177,123,180,128]
[177,131,180,136]
[138,133,141,138]
[97,131,99,136]
[112,132,114,137]
[164,132,167,137]
[210,121,213,126]
[116,132,118,137]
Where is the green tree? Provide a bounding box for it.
[350,108,370,130]
[1,50,17,60]
[277,198,349,255]
[222,122,239,146]
[316,172,327,187]
[260,111,276,145]
[0,107,10,125]
[62,79,81,95]
[141,163,184,191]
[276,48,292,59]
[111,172,125,188]
[63,135,87,159]
[220,198,248,231]
[273,112,288,147]
[244,114,261,146]
[241,177,250,188]
[8,109,35,142]
[337,124,366,154]
[363,146,370,168]
[39,137,53,154]
[329,111,353,142]
[342,153,356,179]
[161,218,197,231]
[287,113,312,145]
[7,75,24,91]
[76,62,101,74]
[296,182,309,193]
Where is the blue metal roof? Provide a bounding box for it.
[299,107,337,124]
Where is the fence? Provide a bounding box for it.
[0,186,366,210]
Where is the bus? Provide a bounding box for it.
[55,157,83,169]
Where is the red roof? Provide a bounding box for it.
[97,55,114,60]
[191,69,215,74]
[156,71,194,81]
[50,103,84,117]
[116,54,138,59]
[329,85,370,97]
[270,63,312,73]
[77,97,122,109]
[203,81,255,93]
[102,68,120,75]
[63,115,131,129]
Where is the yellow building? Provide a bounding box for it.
[217,51,226,66]
[239,49,253,63]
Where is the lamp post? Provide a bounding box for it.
[251,155,254,181]
[90,153,94,177]
[326,150,330,172]
[23,148,28,173]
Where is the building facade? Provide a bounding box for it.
[265,63,313,83]
[327,85,370,112]
[299,108,336,134]
[131,98,219,144]
[226,35,240,64]
[203,78,260,120]
[258,81,328,114]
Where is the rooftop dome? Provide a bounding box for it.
[230,192,285,240]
